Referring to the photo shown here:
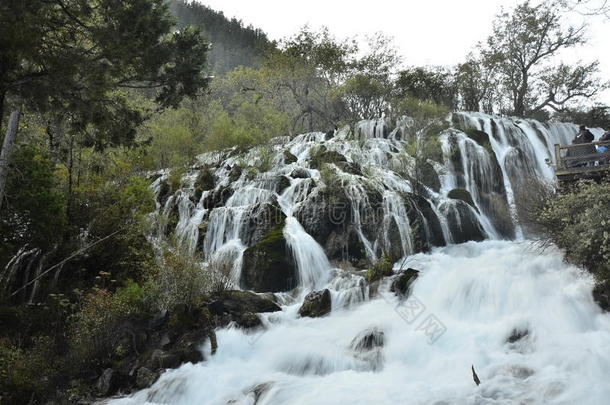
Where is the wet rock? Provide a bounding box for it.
[350,327,385,371]
[210,290,282,314]
[390,268,419,298]
[447,188,477,211]
[299,289,331,318]
[406,193,446,250]
[308,145,347,169]
[250,382,273,403]
[593,282,610,311]
[421,161,441,192]
[147,349,182,369]
[243,201,286,247]
[275,175,291,194]
[235,312,262,329]
[506,328,529,344]
[441,200,486,244]
[203,184,234,209]
[283,150,298,164]
[290,167,310,179]
[228,165,243,182]
[294,188,350,253]
[96,368,121,396]
[241,221,298,292]
[463,128,493,152]
[351,327,385,351]
[157,179,172,207]
[135,367,158,389]
[325,225,369,265]
[335,161,363,176]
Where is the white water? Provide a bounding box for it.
[117,113,610,404]
[112,240,610,405]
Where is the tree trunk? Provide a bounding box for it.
[0,108,21,211]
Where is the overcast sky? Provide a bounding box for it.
[199,0,610,104]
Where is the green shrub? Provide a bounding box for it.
[365,254,394,283]
[538,180,610,278]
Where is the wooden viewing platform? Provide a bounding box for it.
[553,140,610,184]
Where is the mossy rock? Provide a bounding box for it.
[195,166,215,191]
[283,150,298,164]
[365,255,394,283]
[447,188,478,211]
[464,129,493,153]
[228,165,243,183]
[390,268,419,298]
[240,219,297,292]
[308,145,347,169]
[298,289,331,318]
[421,161,441,192]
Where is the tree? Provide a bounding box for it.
[394,66,456,109]
[455,55,497,113]
[482,0,605,117]
[0,0,210,208]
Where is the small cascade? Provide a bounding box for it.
[149,112,583,293]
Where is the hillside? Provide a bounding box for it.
[168,0,274,73]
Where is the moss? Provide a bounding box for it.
[309,145,347,169]
[464,129,493,153]
[195,166,215,190]
[255,219,287,262]
[283,150,298,164]
[365,254,394,283]
[228,165,243,183]
[447,188,478,211]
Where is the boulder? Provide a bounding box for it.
[209,290,282,314]
[275,175,291,194]
[283,150,298,164]
[441,200,486,244]
[350,327,385,351]
[308,145,347,169]
[290,167,311,179]
[203,184,234,209]
[447,188,477,211]
[325,225,369,265]
[420,161,441,192]
[405,193,446,250]
[390,268,419,298]
[295,189,346,246]
[299,289,331,318]
[235,312,263,329]
[135,367,159,389]
[243,201,287,247]
[241,222,298,292]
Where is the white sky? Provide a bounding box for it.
[199,0,610,104]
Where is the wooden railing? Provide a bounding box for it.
[554,140,610,171]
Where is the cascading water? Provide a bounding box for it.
[112,241,610,405]
[111,113,610,404]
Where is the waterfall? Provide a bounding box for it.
[111,113,610,404]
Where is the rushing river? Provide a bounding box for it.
[112,240,610,405]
